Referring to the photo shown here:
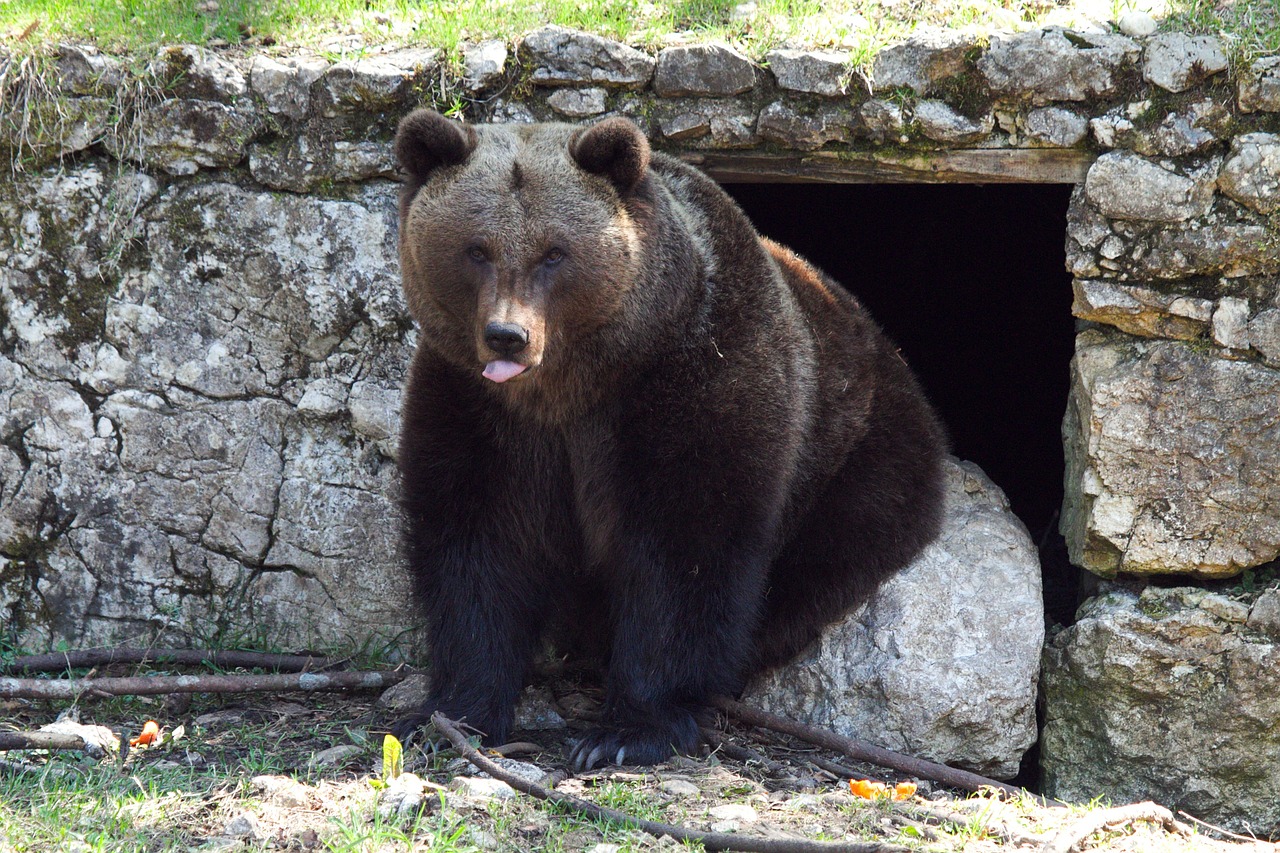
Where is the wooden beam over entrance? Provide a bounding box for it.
[682,148,1094,185]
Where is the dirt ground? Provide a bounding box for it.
[4,676,1278,853]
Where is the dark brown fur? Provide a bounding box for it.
[391,111,947,769]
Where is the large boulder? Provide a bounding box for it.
[746,458,1044,779]
[1042,583,1280,836]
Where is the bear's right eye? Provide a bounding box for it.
[466,246,489,263]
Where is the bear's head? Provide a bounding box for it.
[394,110,672,407]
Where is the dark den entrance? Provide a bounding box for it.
[723,181,1079,627]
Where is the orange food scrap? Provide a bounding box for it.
[130,720,160,747]
[849,778,917,801]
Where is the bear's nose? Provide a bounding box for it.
[484,322,530,357]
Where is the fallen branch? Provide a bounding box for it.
[701,727,792,776]
[431,711,906,853]
[712,697,1064,808]
[1176,810,1266,845]
[0,670,404,700]
[5,648,337,674]
[0,731,96,752]
[909,800,1047,847]
[1043,801,1190,853]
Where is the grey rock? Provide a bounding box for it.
[150,45,247,102]
[113,99,260,175]
[654,43,755,97]
[376,772,430,818]
[1248,308,1280,368]
[377,672,430,711]
[1071,279,1212,341]
[979,28,1140,104]
[1083,151,1216,222]
[1239,56,1280,114]
[462,40,508,93]
[450,776,516,800]
[1136,102,1224,157]
[1062,329,1280,578]
[860,99,905,144]
[1024,106,1087,147]
[1218,133,1280,214]
[746,458,1043,779]
[249,134,395,191]
[522,25,655,90]
[913,99,993,144]
[1211,296,1251,349]
[1249,587,1280,633]
[546,87,607,117]
[473,758,548,786]
[310,744,363,768]
[766,49,854,97]
[757,101,853,150]
[313,49,439,117]
[249,55,326,120]
[872,27,976,95]
[1042,584,1280,835]
[251,774,310,808]
[654,99,757,148]
[56,44,123,95]
[3,96,111,164]
[223,813,259,839]
[660,779,700,797]
[513,686,567,730]
[1142,32,1228,93]
[708,804,758,823]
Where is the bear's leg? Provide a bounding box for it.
[393,539,553,745]
[569,546,766,769]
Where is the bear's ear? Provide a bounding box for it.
[394,109,477,182]
[569,117,651,193]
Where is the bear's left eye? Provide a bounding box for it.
[543,248,565,266]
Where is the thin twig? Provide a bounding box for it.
[431,712,907,853]
[701,727,792,776]
[1176,810,1267,845]
[1042,801,1190,853]
[5,648,338,675]
[0,670,404,700]
[713,697,1064,808]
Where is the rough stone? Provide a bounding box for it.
[56,44,124,95]
[1218,133,1280,215]
[1042,584,1280,835]
[310,744,363,768]
[112,99,260,176]
[757,101,853,150]
[913,99,993,145]
[0,169,415,651]
[979,28,1139,104]
[1248,308,1280,368]
[546,87,608,117]
[766,49,853,97]
[450,777,516,800]
[1083,151,1217,222]
[1211,296,1251,349]
[654,99,757,148]
[462,40,507,93]
[1071,279,1212,341]
[660,779,700,798]
[249,134,396,192]
[522,25,655,89]
[859,99,905,144]
[313,49,439,117]
[872,27,976,96]
[251,774,310,808]
[708,804,758,823]
[1062,329,1280,578]
[746,458,1043,779]
[3,96,111,164]
[1238,56,1280,114]
[1142,33,1228,93]
[376,772,430,818]
[654,43,755,97]
[1024,106,1088,147]
[1250,587,1280,633]
[249,55,326,120]
[150,45,248,102]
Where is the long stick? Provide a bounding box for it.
[712,697,1064,808]
[430,712,906,853]
[0,670,404,700]
[5,648,337,674]
[0,731,96,752]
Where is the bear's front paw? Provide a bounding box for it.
[389,710,435,743]
[569,712,701,771]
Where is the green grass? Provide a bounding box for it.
[3,0,1277,68]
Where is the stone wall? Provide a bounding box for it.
[3,21,1280,824]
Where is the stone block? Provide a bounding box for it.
[1083,150,1217,222]
[1142,32,1228,93]
[872,27,975,95]
[979,28,1139,104]
[522,25,654,89]
[1239,56,1280,113]
[766,49,854,97]
[654,43,755,97]
[1218,132,1280,214]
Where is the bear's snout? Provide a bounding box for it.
[483,321,530,358]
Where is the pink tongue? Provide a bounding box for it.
[483,360,528,383]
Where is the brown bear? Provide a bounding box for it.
[391,109,947,770]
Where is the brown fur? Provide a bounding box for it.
[391,110,947,769]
